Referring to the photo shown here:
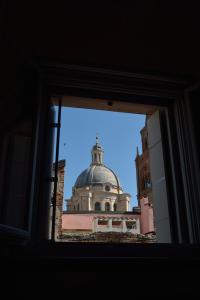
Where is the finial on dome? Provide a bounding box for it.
[96,133,99,145]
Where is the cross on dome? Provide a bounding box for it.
[96,133,99,145]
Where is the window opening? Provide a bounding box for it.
[105,202,110,211]
[95,202,101,211]
[49,96,171,243]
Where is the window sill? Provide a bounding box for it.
[2,240,200,262]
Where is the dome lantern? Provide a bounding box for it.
[91,135,104,165]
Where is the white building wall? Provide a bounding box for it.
[93,217,140,234]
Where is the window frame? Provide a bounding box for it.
[4,61,200,257]
[0,98,38,244]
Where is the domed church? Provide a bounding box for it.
[66,137,131,213]
[60,136,154,240]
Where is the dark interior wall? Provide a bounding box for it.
[1,2,200,111]
[2,2,200,80]
[0,45,37,227]
[188,91,200,170]
[0,51,36,133]
[2,257,200,297]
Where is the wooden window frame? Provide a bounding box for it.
[35,63,200,243]
[2,61,200,259]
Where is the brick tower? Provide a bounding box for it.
[135,116,155,234]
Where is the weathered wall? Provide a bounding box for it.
[54,160,66,238]
[140,197,154,234]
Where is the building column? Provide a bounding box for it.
[136,219,140,234]
[122,219,127,233]
[108,218,112,231]
[110,201,114,212]
[93,217,99,232]
[126,200,130,211]
[81,192,92,211]
[88,197,91,211]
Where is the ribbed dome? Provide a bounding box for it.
[74,165,121,188]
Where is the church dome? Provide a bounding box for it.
[74,165,121,188]
[74,137,122,189]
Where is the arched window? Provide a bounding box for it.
[95,202,101,211]
[114,203,117,211]
[105,202,110,211]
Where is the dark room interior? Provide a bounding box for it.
[1,2,200,297]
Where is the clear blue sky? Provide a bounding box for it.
[56,107,145,209]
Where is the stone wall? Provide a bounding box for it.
[53,160,65,239]
[62,212,140,234]
[140,197,154,234]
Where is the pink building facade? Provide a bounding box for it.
[62,206,153,235]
